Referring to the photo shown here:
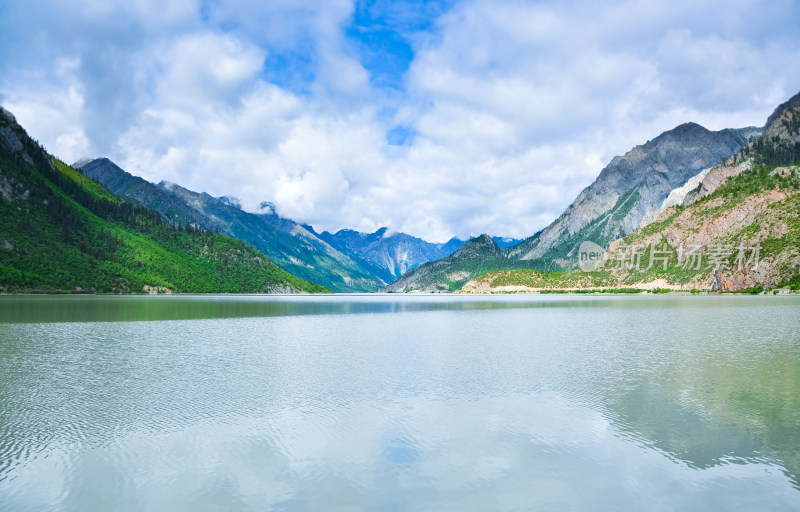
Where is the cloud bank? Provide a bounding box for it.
[1,0,799,241]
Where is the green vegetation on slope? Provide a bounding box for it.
[739,135,800,167]
[77,158,385,292]
[0,115,328,294]
[52,158,120,203]
[477,269,616,289]
[599,163,799,287]
[385,235,554,292]
[467,163,800,292]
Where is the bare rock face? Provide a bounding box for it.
[317,227,466,281]
[0,107,34,168]
[383,235,503,293]
[693,160,754,202]
[0,172,13,201]
[605,189,794,289]
[770,166,799,178]
[648,166,711,216]
[687,91,800,203]
[764,91,800,139]
[0,108,51,202]
[507,123,760,264]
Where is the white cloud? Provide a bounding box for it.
[1,58,90,160]
[1,0,800,242]
[157,33,266,107]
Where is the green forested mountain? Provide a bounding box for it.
[0,108,328,294]
[76,157,388,292]
[74,158,519,290]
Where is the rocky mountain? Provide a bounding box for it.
[492,237,523,249]
[389,120,764,292]
[464,91,800,293]
[507,123,761,266]
[315,227,458,282]
[314,228,522,282]
[0,107,328,294]
[685,92,800,204]
[451,234,504,259]
[384,234,510,292]
[76,158,386,292]
[76,158,521,291]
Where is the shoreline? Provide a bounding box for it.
[2,289,798,296]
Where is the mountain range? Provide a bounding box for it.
[76,158,386,292]
[506,123,761,264]
[388,92,800,292]
[75,158,522,291]
[314,227,519,280]
[0,108,327,294]
[2,88,798,294]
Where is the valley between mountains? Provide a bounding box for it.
[2,91,800,294]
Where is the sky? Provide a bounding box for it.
[1,0,799,242]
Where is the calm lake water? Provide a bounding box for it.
[0,294,798,511]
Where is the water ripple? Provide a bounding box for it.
[0,295,799,510]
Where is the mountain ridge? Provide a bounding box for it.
[463,90,800,293]
[76,158,386,292]
[314,227,519,281]
[76,158,520,289]
[387,115,776,292]
[507,122,761,264]
[0,107,328,294]
[384,234,516,292]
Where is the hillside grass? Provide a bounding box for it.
[52,157,119,203]
[475,269,615,289]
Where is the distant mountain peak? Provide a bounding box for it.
[376,227,400,238]
[219,195,241,209]
[71,157,96,168]
[507,120,759,263]
[765,90,800,133]
[647,122,711,147]
[73,156,118,170]
[0,106,16,123]
[453,234,501,258]
[671,121,705,131]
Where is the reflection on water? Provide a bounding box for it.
[0,294,798,510]
[0,293,760,323]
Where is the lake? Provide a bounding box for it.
[0,294,798,510]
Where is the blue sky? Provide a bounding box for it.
[1,0,799,241]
